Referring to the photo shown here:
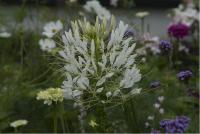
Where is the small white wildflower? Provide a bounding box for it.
[42,20,63,38]
[147,116,154,120]
[159,108,164,114]
[84,0,111,20]
[136,11,149,18]
[154,103,160,109]
[36,88,64,105]
[10,120,28,128]
[96,87,104,93]
[172,3,199,26]
[106,91,112,98]
[158,96,165,103]
[145,122,150,128]
[0,31,11,38]
[89,120,98,128]
[110,0,118,7]
[179,45,189,53]
[39,38,56,52]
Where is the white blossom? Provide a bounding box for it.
[159,108,164,114]
[158,96,165,103]
[10,120,28,128]
[39,38,56,52]
[84,0,111,20]
[0,31,11,38]
[154,103,160,109]
[172,3,199,26]
[136,11,149,18]
[147,116,154,120]
[110,0,118,7]
[42,20,63,38]
[57,17,141,106]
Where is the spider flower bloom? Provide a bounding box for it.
[58,17,142,107]
[36,88,64,105]
[10,119,28,128]
[159,40,172,54]
[160,116,190,133]
[168,23,190,39]
[177,70,193,81]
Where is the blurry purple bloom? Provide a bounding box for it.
[168,23,190,39]
[160,116,190,133]
[151,129,160,134]
[177,70,193,81]
[159,40,172,54]
[150,81,161,88]
[123,29,134,39]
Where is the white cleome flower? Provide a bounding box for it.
[10,120,28,128]
[84,0,111,20]
[172,3,199,26]
[39,38,56,52]
[56,17,141,107]
[42,20,63,38]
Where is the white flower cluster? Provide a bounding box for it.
[0,27,11,38]
[172,3,199,26]
[84,0,111,20]
[36,87,64,105]
[59,17,142,107]
[39,20,63,52]
[10,119,28,128]
[145,96,165,128]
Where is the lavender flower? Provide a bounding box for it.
[159,40,172,54]
[123,29,134,39]
[160,116,190,133]
[168,23,190,39]
[177,70,193,81]
[150,81,161,88]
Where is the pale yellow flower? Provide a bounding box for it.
[10,119,28,128]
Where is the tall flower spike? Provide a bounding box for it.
[58,17,142,108]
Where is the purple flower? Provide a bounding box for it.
[159,40,172,54]
[151,129,160,134]
[123,29,134,39]
[168,23,190,39]
[160,116,190,133]
[150,81,161,88]
[177,70,193,81]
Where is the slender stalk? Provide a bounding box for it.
[20,31,24,71]
[141,18,145,34]
[60,116,66,133]
[53,114,57,133]
[14,128,18,133]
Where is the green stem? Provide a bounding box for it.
[20,32,24,72]
[14,128,18,133]
[60,116,66,133]
[141,18,145,34]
